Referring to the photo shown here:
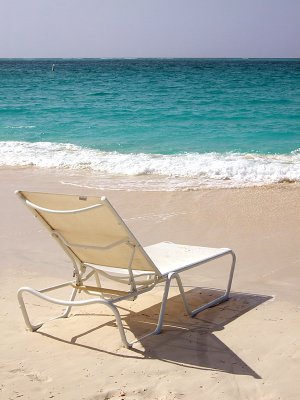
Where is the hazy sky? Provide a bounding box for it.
[1,0,299,58]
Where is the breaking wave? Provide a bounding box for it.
[1,141,300,189]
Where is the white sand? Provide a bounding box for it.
[1,167,300,399]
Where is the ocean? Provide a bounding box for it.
[0,58,299,190]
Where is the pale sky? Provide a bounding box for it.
[1,0,299,58]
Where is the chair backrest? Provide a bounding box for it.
[16,191,159,274]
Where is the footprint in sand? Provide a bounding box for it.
[9,368,52,383]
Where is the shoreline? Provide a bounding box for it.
[1,167,300,399]
[1,165,300,192]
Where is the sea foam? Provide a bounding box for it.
[1,141,300,189]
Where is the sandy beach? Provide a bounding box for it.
[1,167,300,400]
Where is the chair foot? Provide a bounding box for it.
[190,293,229,317]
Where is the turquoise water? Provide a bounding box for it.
[0,59,300,189]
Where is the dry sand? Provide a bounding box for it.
[1,167,300,400]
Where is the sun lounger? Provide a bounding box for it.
[16,191,236,348]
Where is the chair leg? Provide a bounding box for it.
[127,273,174,346]
[174,251,236,317]
[18,288,43,331]
[60,287,78,318]
[173,274,193,315]
[18,286,80,331]
[152,273,173,334]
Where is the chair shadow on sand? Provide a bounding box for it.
[38,286,271,379]
[123,287,271,378]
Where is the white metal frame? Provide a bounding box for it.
[16,192,236,348]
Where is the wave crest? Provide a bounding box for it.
[1,141,300,188]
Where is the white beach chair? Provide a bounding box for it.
[16,191,236,348]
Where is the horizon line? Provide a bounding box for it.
[1,57,300,60]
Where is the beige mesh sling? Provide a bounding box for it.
[16,191,236,348]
